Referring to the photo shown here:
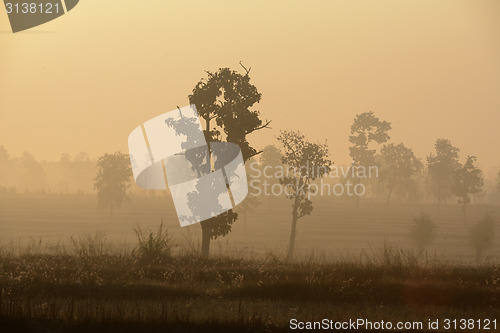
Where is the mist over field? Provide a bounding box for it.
[0,121,499,262]
[1,141,499,333]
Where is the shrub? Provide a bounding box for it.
[133,220,175,264]
[469,215,495,263]
[410,212,437,254]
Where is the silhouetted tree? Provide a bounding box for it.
[0,146,8,162]
[394,177,420,204]
[259,144,283,207]
[468,214,495,262]
[349,112,391,209]
[94,152,132,215]
[410,212,436,255]
[380,143,421,207]
[19,152,46,192]
[260,145,282,171]
[427,139,460,213]
[497,169,500,194]
[277,130,332,261]
[0,146,9,186]
[189,65,271,257]
[371,154,387,203]
[452,156,483,220]
[71,152,95,193]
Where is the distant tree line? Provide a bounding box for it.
[0,147,96,194]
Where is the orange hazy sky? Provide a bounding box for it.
[1,0,499,173]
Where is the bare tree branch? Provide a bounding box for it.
[247,150,264,160]
[246,120,272,134]
[239,61,251,75]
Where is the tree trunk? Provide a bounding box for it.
[287,215,298,261]
[462,198,467,223]
[200,221,211,257]
[199,116,213,257]
[386,188,393,208]
[437,187,441,216]
[287,194,300,261]
[244,211,247,234]
[355,179,361,210]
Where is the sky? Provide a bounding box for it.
[1,0,499,174]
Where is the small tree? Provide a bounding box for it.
[277,130,332,261]
[452,156,483,220]
[427,139,460,214]
[410,212,437,255]
[94,152,132,215]
[468,215,495,263]
[0,146,8,161]
[380,143,421,207]
[349,112,391,209]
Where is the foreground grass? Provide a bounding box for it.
[0,251,499,332]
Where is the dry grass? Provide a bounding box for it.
[0,239,499,332]
[0,193,499,331]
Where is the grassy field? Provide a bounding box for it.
[0,249,499,332]
[0,194,499,332]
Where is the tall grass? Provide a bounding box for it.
[70,230,110,258]
[133,220,175,264]
[410,212,437,254]
[0,234,499,332]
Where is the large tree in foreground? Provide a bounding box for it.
[189,64,271,257]
[277,130,332,261]
[349,112,391,209]
[427,139,460,214]
[452,156,483,221]
[94,152,132,215]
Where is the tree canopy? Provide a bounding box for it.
[452,156,483,219]
[427,139,460,212]
[94,152,132,215]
